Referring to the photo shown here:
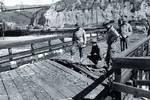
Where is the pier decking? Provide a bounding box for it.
[0,59,104,100]
[0,32,148,100]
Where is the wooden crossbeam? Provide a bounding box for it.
[134,80,150,86]
[112,82,150,99]
[112,57,150,70]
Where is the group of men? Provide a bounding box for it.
[70,16,133,69]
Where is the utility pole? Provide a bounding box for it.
[2,20,5,40]
[96,6,98,26]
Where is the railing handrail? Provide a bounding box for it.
[114,35,150,58]
[0,28,106,49]
[0,34,71,49]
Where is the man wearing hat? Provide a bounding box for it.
[70,24,87,62]
[120,16,133,51]
[87,38,106,68]
[103,20,121,67]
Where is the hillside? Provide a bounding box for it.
[0,5,47,29]
[1,0,150,29]
[29,0,150,28]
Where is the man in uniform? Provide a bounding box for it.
[70,24,87,62]
[120,16,133,51]
[103,20,121,67]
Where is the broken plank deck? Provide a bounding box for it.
[0,60,104,100]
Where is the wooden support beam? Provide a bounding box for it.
[139,70,143,88]
[112,82,150,99]
[149,71,150,90]
[112,57,150,70]
[134,80,150,86]
[114,68,121,100]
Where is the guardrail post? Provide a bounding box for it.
[90,33,92,38]
[145,71,149,90]
[8,48,13,61]
[140,45,143,56]
[60,38,65,48]
[146,41,149,56]
[96,32,98,39]
[139,70,143,88]
[48,41,51,51]
[31,44,34,56]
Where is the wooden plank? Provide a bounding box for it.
[124,94,134,100]
[112,57,150,70]
[15,67,53,100]
[121,69,132,83]
[8,70,38,100]
[134,80,150,86]
[47,59,98,80]
[39,61,85,90]
[21,65,66,100]
[28,63,75,98]
[0,72,24,100]
[46,59,94,84]
[40,61,103,99]
[0,75,9,100]
[44,61,93,89]
[46,59,103,93]
[112,82,150,99]
[32,62,81,97]
[72,69,113,100]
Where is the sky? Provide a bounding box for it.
[1,0,61,6]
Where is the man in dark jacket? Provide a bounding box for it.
[103,20,121,67]
[87,38,106,69]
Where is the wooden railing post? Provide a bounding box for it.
[146,41,149,56]
[139,70,143,88]
[90,33,92,38]
[114,69,121,100]
[48,40,51,51]
[140,45,143,56]
[8,48,13,61]
[96,32,98,39]
[31,44,34,56]
[60,38,65,48]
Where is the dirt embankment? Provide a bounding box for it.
[29,0,150,28]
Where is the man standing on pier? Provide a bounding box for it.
[103,20,121,67]
[70,24,87,62]
[120,16,133,51]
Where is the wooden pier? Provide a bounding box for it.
[0,28,149,100]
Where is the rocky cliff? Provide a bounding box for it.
[30,0,150,28]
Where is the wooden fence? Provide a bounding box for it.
[0,28,106,69]
[73,35,150,100]
[112,35,150,99]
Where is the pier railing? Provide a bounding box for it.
[73,35,150,100]
[112,35,150,99]
[0,27,106,69]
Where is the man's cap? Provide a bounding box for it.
[123,15,128,21]
[75,23,80,27]
[91,38,97,43]
[103,20,114,27]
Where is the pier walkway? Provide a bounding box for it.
[0,32,148,100]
